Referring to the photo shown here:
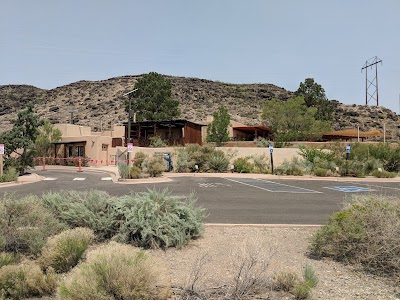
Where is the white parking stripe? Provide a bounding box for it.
[224,178,321,193]
[101,177,113,181]
[43,177,57,181]
[73,178,86,181]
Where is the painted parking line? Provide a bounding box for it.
[101,177,113,181]
[224,178,321,193]
[348,182,400,191]
[198,183,231,188]
[43,177,57,181]
[324,186,374,193]
[72,177,86,181]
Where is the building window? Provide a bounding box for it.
[76,146,84,157]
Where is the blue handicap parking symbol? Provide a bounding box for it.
[325,186,373,193]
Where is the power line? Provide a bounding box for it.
[361,56,382,106]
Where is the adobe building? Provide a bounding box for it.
[52,124,125,165]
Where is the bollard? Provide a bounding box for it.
[77,157,83,172]
[42,156,46,171]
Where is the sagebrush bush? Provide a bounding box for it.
[233,157,254,173]
[42,190,118,240]
[314,167,328,177]
[0,261,57,299]
[58,242,170,300]
[371,170,397,178]
[276,157,305,176]
[310,195,400,279]
[256,137,271,148]
[208,151,229,172]
[118,161,130,179]
[39,227,95,273]
[293,264,318,300]
[130,165,142,179]
[252,154,270,174]
[175,149,193,172]
[149,135,167,148]
[0,195,65,256]
[0,167,19,183]
[112,189,206,249]
[133,151,148,169]
[274,271,299,292]
[141,155,165,177]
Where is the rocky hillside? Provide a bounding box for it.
[0,75,399,140]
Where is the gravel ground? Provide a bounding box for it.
[150,225,399,300]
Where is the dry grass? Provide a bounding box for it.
[58,242,171,300]
[39,228,95,273]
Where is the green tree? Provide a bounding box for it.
[262,96,331,142]
[127,72,180,121]
[206,106,231,146]
[295,78,334,121]
[0,103,43,174]
[34,120,62,157]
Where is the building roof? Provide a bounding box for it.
[123,119,206,128]
[322,129,383,139]
[233,125,271,134]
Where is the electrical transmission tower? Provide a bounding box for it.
[361,56,382,106]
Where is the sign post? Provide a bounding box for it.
[127,143,133,165]
[345,144,351,176]
[0,144,4,177]
[269,144,274,174]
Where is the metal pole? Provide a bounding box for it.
[270,152,274,174]
[127,94,131,163]
[376,63,379,106]
[365,66,368,105]
[383,123,386,143]
[357,126,360,142]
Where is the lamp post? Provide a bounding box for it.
[123,88,138,162]
[68,109,77,124]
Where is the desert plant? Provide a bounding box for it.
[130,165,142,179]
[175,148,193,173]
[293,264,318,299]
[58,242,170,300]
[342,159,366,177]
[310,195,400,279]
[117,161,130,179]
[39,227,95,273]
[274,271,299,292]
[0,252,16,268]
[149,135,167,148]
[276,157,305,176]
[0,195,65,256]
[252,154,270,174]
[371,170,397,178]
[133,151,148,169]
[42,190,118,241]
[233,157,254,173]
[208,151,229,172]
[0,167,19,183]
[141,155,165,177]
[314,167,328,177]
[0,261,57,299]
[256,137,271,148]
[112,189,206,249]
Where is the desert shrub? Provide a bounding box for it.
[252,154,270,174]
[0,195,65,256]
[233,157,254,173]
[314,167,328,177]
[256,137,271,147]
[0,167,19,183]
[276,157,305,176]
[371,170,397,178]
[293,264,318,300]
[310,195,400,279]
[208,151,229,172]
[58,242,170,300]
[133,151,148,169]
[0,261,57,299]
[130,165,142,179]
[117,161,130,179]
[273,271,299,292]
[0,252,16,268]
[39,227,95,273]
[42,190,118,241]
[141,155,165,177]
[149,135,167,148]
[112,189,206,249]
[364,157,383,174]
[175,148,192,172]
[342,160,366,177]
[299,146,337,174]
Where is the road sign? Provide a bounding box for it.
[127,143,133,153]
[346,144,351,154]
[0,144,4,155]
[269,144,274,154]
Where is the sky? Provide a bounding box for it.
[1,0,399,113]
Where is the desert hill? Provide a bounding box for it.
[0,75,399,140]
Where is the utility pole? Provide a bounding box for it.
[123,89,138,162]
[361,56,382,106]
[68,109,77,124]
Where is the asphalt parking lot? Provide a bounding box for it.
[1,169,399,225]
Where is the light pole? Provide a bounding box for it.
[68,109,77,124]
[123,88,138,162]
